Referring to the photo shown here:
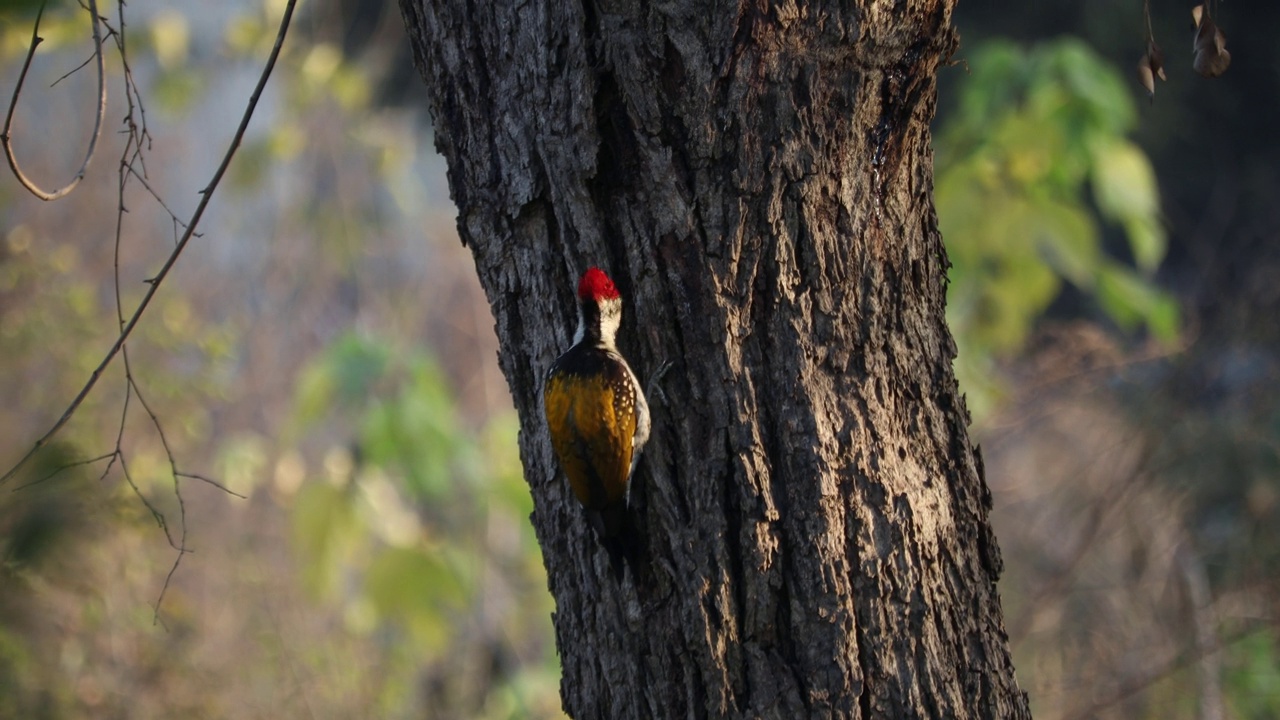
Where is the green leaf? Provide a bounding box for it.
[993,113,1063,187]
[1091,141,1157,219]
[1091,138,1161,219]
[293,360,336,426]
[291,483,359,596]
[1031,198,1101,288]
[327,334,392,403]
[1123,216,1167,276]
[358,357,461,499]
[957,41,1028,133]
[984,256,1060,352]
[1096,263,1179,341]
[1031,39,1137,137]
[364,547,466,650]
[938,37,1176,420]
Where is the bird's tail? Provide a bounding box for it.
[593,501,639,582]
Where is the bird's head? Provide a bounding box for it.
[574,267,623,346]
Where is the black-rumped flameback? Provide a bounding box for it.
[543,267,650,577]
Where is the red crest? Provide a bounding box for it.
[577,267,620,302]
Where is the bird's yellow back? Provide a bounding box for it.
[544,366,636,510]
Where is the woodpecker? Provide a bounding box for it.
[543,267,650,578]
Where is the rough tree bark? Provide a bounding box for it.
[398,0,1030,718]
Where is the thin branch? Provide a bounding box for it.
[125,357,187,554]
[154,541,189,628]
[125,164,196,235]
[9,452,115,492]
[114,437,192,629]
[107,0,151,181]
[0,0,107,201]
[0,0,300,488]
[118,451,172,545]
[177,472,246,499]
[50,50,96,89]
[125,358,194,624]
[102,2,191,626]
[93,450,120,484]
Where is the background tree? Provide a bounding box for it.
[398,0,1029,716]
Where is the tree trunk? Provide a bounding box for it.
[398,0,1030,717]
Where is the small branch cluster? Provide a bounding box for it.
[1,0,301,620]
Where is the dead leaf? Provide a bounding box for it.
[1147,39,1166,81]
[1137,40,1166,100]
[1137,60,1155,99]
[1192,12,1231,78]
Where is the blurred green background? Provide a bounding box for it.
[0,1,1275,718]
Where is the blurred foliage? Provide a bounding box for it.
[0,445,126,718]
[0,221,237,468]
[284,333,562,717]
[0,0,46,19]
[937,38,1178,417]
[1157,395,1280,587]
[1224,630,1280,720]
[0,0,558,716]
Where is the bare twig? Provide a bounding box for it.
[125,164,196,235]
[126,356,192,622]
[131,369,188,551]
[117,447,172,545]
[50,50,96,88]
[0,0,300,488]
[0,0,107,201]
[9,452,115,492]
[177,472,246,499]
